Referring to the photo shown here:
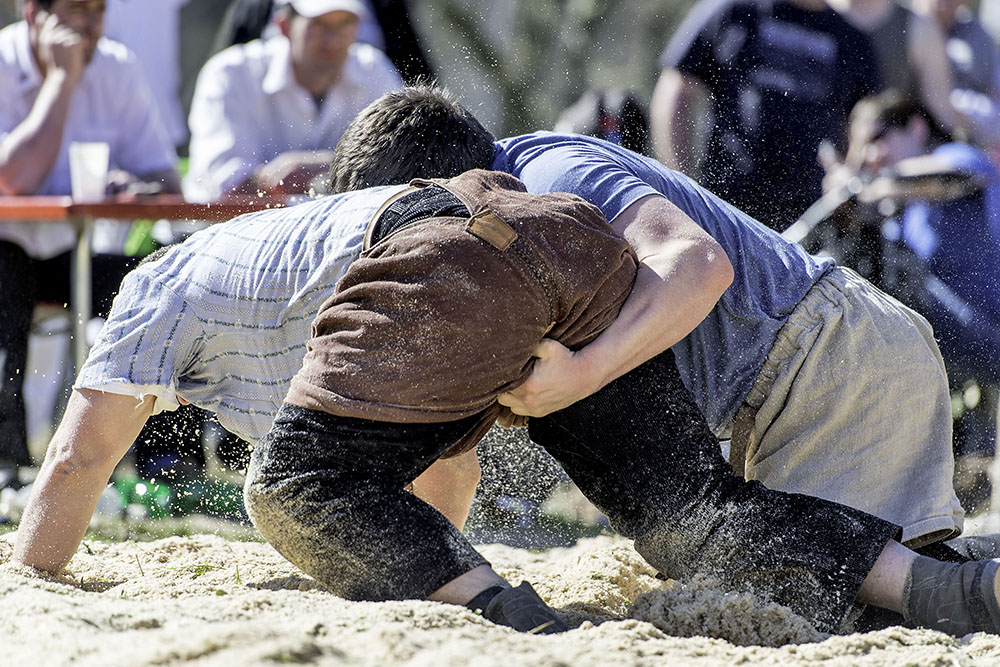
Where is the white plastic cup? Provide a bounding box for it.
[68,141,110,202]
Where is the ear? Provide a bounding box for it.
[24,1,43,27]
[276,13,292,38]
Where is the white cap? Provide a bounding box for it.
[277,0,367,19]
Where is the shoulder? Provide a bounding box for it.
[665,0,759,63]
[683,0,759,33]
[0,21,22,59]
[0,22,27,73]
[87,36,151,85]
[94,35,135,63]
[80,38,153,95]
[200,38,270,80]
[692,0,758,22]
[347,42,396,71]
[496,133,645,184]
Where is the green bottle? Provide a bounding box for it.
[114,477,174,519]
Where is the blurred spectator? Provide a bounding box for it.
[650,0,881,230]
[103,0,189,149]
[210,0,433,84]
[828,91,1000,383]
[554,88,652,156]
[0,0,180,486]
[184,0,403,202]
[913,0,1000,153]
[827,0,970,142]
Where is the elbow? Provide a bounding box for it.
[700,238,734,299]
[0,149,42,195]
[0,171,37,196]
[44,435,119,481]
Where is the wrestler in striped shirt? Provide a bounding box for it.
[13,183,480,574]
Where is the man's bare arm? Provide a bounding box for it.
[14,389,154,573]
[908,12,969,138]
[650,69,708,175]
[498,194,733,417]
[0,13,86,195]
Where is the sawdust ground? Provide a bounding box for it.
[4,532,1000,666]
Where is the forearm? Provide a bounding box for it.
[0,71,77,195]
[187,150,255,201]
[13,390,153,573]
[138,167,183,194]
[498,195,732,417]
[13,436,122,573]
[650,69,701,174]
[576,235,732,391]
[239,150,337,197]
[910,16,970,137]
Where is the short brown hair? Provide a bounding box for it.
[328,85,496,193]
[850,90,952,146]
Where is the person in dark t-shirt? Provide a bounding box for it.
[650,0,882,230]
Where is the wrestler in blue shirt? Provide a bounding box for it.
[328,87,963,549]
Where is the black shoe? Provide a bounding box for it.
[483,581,568,634]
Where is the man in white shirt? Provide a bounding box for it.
[184,0,402,202]
[0,0,181,482]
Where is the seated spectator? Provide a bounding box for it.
[913,0,1000,153]
[827,91,1000,382]
[0,0,180,487]
[210,0,433,83]
[184,0,403,202]
[650,0,881,231]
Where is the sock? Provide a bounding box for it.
[903,555,1000,635]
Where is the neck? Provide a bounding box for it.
[292,62,343,99]
[828,0,893,28]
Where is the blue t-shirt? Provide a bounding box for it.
[896,143,1000,380]
[493,131,834,433]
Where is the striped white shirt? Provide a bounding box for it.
[76,184,408,444]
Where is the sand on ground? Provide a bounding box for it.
[4,531,1000,666]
